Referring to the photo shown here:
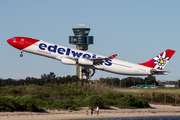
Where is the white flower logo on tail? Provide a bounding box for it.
[153,51,169,70]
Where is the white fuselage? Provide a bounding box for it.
[23,40,152,76]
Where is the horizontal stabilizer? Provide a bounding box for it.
[150,69,169,75]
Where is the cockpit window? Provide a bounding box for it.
[12,38,16,40]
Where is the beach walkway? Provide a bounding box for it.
[1,104,180,120]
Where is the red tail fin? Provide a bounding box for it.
[138,49,175,70]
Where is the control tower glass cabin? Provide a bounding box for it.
[69,28,93,51]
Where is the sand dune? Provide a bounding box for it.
[1,104,180,120]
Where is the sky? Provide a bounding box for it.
[0,0,180,81]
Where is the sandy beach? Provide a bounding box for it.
[0,104,180,120]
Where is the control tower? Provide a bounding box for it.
[69,24,93,79]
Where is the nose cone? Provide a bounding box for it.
[7,38,22,50]
[7,37,40,50]
[7,39,14,45]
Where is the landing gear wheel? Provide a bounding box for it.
[20,54,23,57]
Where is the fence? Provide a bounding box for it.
[116,89,180,105]
[136,92,180,105]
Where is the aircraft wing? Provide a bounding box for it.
[63,54,117,65]
[150,69,169,75]
[90,54,117,65]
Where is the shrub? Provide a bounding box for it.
[45,100,65,109]
[101,92,124,106]
[45,99,78,110]
[0,96,15,112]
[52,100,66,109]
[33,97,46,108]
[116,94,150,109]
[139,99,150,108]
[33,91,51,100]
[8,88,22,95]
[64,99,76,110]
[102,92,124,99]
[84,95,104,108]
[0,95,39,112]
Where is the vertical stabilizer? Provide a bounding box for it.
[139,49,176,70]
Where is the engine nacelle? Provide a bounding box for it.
[61,57,76,65]
[78,58,93,65]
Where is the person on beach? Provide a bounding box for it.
[96,106,99,116]
[91,107,94,115]
[85,110,88,115]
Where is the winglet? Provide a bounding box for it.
[108,54,118,59]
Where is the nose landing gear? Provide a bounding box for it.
[20,50,23,57]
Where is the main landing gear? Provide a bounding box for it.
[20,50,23,57]
[81,68,95,80]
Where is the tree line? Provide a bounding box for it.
[0,72,160,87]
[0,72,81,87]
[98,75,158,87]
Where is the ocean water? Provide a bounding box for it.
[73,116,180,120]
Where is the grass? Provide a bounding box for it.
[115,88,180,94]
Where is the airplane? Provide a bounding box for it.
[7,37,176,77]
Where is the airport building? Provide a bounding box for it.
[69,24,93,79]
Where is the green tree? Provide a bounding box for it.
[145,75,157,86]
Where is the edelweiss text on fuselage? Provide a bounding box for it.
[38,43,112,66]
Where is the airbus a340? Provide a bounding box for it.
[7,37,175,77]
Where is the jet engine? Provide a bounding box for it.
[61,57,76,65]
[78,58,93,65]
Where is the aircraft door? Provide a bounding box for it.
[19,38,25,45]
[134,67,139,73]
